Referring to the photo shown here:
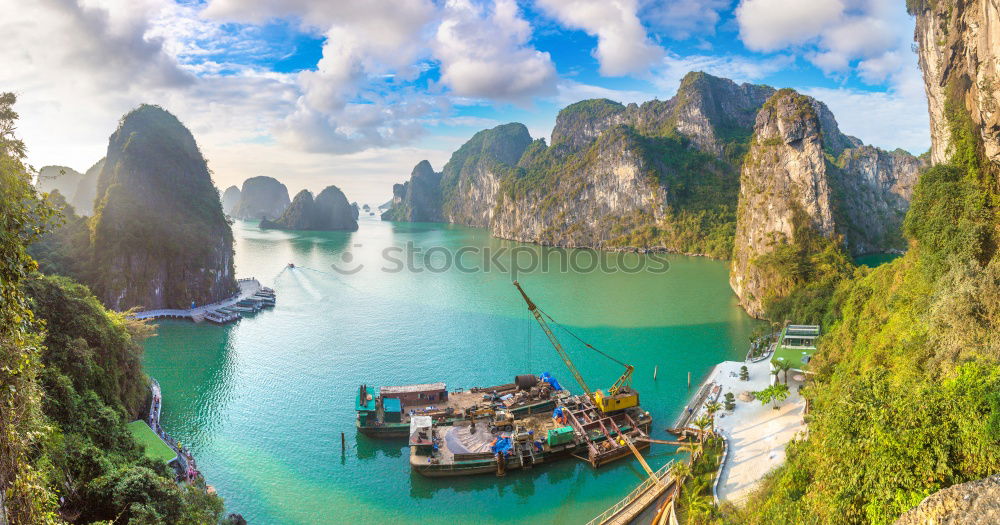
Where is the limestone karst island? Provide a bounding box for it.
[4,1,1000,524]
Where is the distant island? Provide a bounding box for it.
[260,185,358,231]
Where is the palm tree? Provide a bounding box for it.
[770,366,781,384]
[705,401,722,432]
[670,460,691,493]
[680,480,714,525]
[676,440,703,462]
[776,360,793,384]
[692,414,712,442]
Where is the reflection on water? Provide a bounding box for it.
[143,218,761,524]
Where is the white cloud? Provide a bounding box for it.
[433,0,556,103]
[735,0,917,90]
[735,0,844,52]
[536,0,664,76]
[554,81,656,106]
[802,85,930,155]
[651,52,793,94]
[641,0,731,40]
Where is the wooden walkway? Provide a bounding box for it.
[131,278,261,321]
[585,460,676,525]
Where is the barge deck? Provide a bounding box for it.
[410,393,653,477]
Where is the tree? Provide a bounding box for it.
[756,384,790,410]
[776,359,793,384]
[692,414,713,442]
[677,440,703,462]
[770,366,781,384]
[739,365,749,381]
[680,479,714,525]
[724,392,736,411]
[0,91,60,523]
[770,383,790,408]
[754,388,772,408]
[705,401,723,431]
[670,461,691,493]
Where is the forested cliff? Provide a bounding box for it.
[730,89,924,317]
[0,93,228,524]
[91,105,237,310]
[384,71,919,261]
[734,2,1000,523]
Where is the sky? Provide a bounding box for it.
[1,0,929,206]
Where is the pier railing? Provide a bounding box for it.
[585,459,675,525]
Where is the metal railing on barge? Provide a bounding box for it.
[584,459,675,525]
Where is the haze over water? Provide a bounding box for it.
[143,217,759,524]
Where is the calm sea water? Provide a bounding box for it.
[143,217,759,524]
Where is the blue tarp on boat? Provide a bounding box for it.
[491,437,512,456]
[540,372,563,391]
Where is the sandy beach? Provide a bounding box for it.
[683,357,807,504]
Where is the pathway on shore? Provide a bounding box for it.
[706,359,806,504]
[131,278,261,321]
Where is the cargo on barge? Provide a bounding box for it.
[356,374,565,438]
[409,393,653,477]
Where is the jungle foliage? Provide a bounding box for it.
[0,93,226,524]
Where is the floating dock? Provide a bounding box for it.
[357,374,563,438]
[130,278,276,325]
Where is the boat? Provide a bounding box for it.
[408,281,654,478]
[356,375,564,438]
[409,392,652,477]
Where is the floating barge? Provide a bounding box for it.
[356,374,563,438]
[409,392,652,477]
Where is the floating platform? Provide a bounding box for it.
[409,393,652,477]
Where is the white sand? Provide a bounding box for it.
[687,358,807,504]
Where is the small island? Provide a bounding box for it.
[260,185,358,231]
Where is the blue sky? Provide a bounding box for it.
[3,0,928,205]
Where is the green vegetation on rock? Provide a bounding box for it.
[731,30,1000,524]
[90,105,237,310]
[0,93,226,524]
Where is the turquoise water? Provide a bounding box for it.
[143,217,759,524]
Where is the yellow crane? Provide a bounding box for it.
[513,281,639,413]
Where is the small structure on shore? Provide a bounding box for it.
[771,324,819,372]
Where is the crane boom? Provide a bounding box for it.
[513,281,592,395]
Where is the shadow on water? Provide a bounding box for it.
[406,443,680,502]
[355,433,405,460]
[144,321,240,445]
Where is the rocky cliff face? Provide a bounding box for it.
[440,123,533,228]
[91,104,237,310]
[381,160,443,221]
[232,176,290,220]
[221,185,241,215]
[729,90,924,317]
[261,186,358,231]
[913,0,1000,166]
[36,165,82,198]
[895,474,1000,525]
[492,126,671,248]
[70,158,104,215]
[384,72,774,257]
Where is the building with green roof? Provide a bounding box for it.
[772,324,819,373]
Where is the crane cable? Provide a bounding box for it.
[533,304,628,368]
